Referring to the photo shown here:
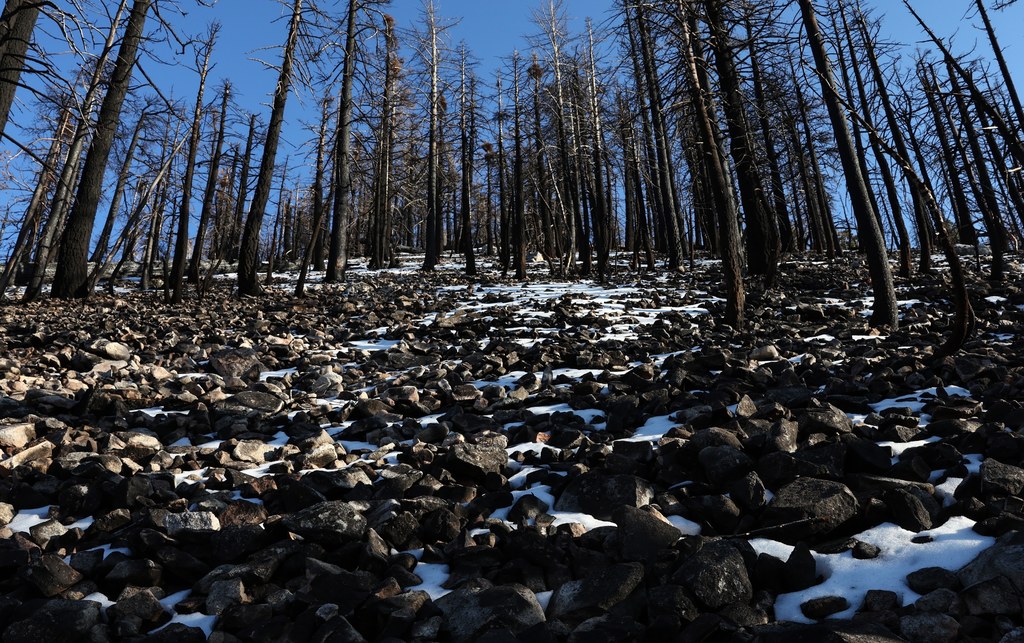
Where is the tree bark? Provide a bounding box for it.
[799,0,897,327]
[52,0,150,299]
[237,0,302,296]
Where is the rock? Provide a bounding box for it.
[164,511,221,536]
[905,567,959,594]
[958,531,1024,594]
[547,563,644,623]
[0,502,13,528]
[800,595,849,620]
[959,575,1022,616]
[0,423,35,450]
[311,371,345,396]
[554,473,655,520]
[103,342,132,360]
[232,440,272,464]
[105,558,162,589]
[749,345,781,361]
[206,578,250,615]
[611,506,681,561]
[109,587,168,630]
[673,540,752,609]
[209,348,263,381]
[885,489,932,532]
[759,477,859,540]
[26,554,83,597]
[2,600,101,642]
[798,402,853,435]
[0,441,53,470]
[434,582,545,642]
[445,442,507,481]
[898,613,959,643]
[979,458,1024,496]
[282,500,367,545]
[698,445,753,486]
[221,390,284,416]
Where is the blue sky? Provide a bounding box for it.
[162,0,1024,151]
[2,0,1023,229]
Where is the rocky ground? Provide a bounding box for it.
[1,254,1024,642]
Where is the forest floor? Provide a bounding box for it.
[1,252,1024,642]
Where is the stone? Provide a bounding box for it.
[0,441,52,470]
[698,445,754,486]
[800,595,850,620]
[798,402,853,435]
[445,442,507,482]
[885,489,932,532]
[104,342,132,360]
[547,563,644,623]
[26,554,83,597]
[673,540,752,609]
[979,458,1024,496]
[282,500,367,545]
[554,473,655,520]
[2,600,101,642]
[905,567,959,594]
[105,558,162,589]
[759,477,859,540]
[958,531,1024,594]
[434,582,546,642]
[209,348,263,381]
[611,506,681,561]
[898,613,959,643]
[206,578,250,615]
[232,440,272,464]
[164,511,221,536]
[0,423,35,450]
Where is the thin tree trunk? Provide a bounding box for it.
[237,0,302,296]
[327,0,358,282]
[0,0,39,139]
[51,0,149,299]
[799,0,897,327]
[189,81,229,283]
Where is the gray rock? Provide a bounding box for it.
[555,473,655,520]
[960,575,1022,616]
[0,440,53,471]
[800,595,850,620]
[698,445,753,486]
[445,441,507,481]
[206,578,250,615]
[979,458,1024,496]
[164,511,221,536]
[798,402,853,435]
[282,500,367,545]
[958,531,1024,593]
[223,390,284,416]
[103,341,132,361]
[548,563,644,623]
[0,501,14,528]
[885,489,932,532]
[905,567,959,594]
[232,439,272,464]
[673,540,752,609]
[898,612,959,643]
[26,554,83,597]
[435,582,546,642]
[2,600,101,642]
[759,477,859,539]
[29,519,67,549]
[611,506,681,561]
[0,423,35,450]
[209,348,263,381]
